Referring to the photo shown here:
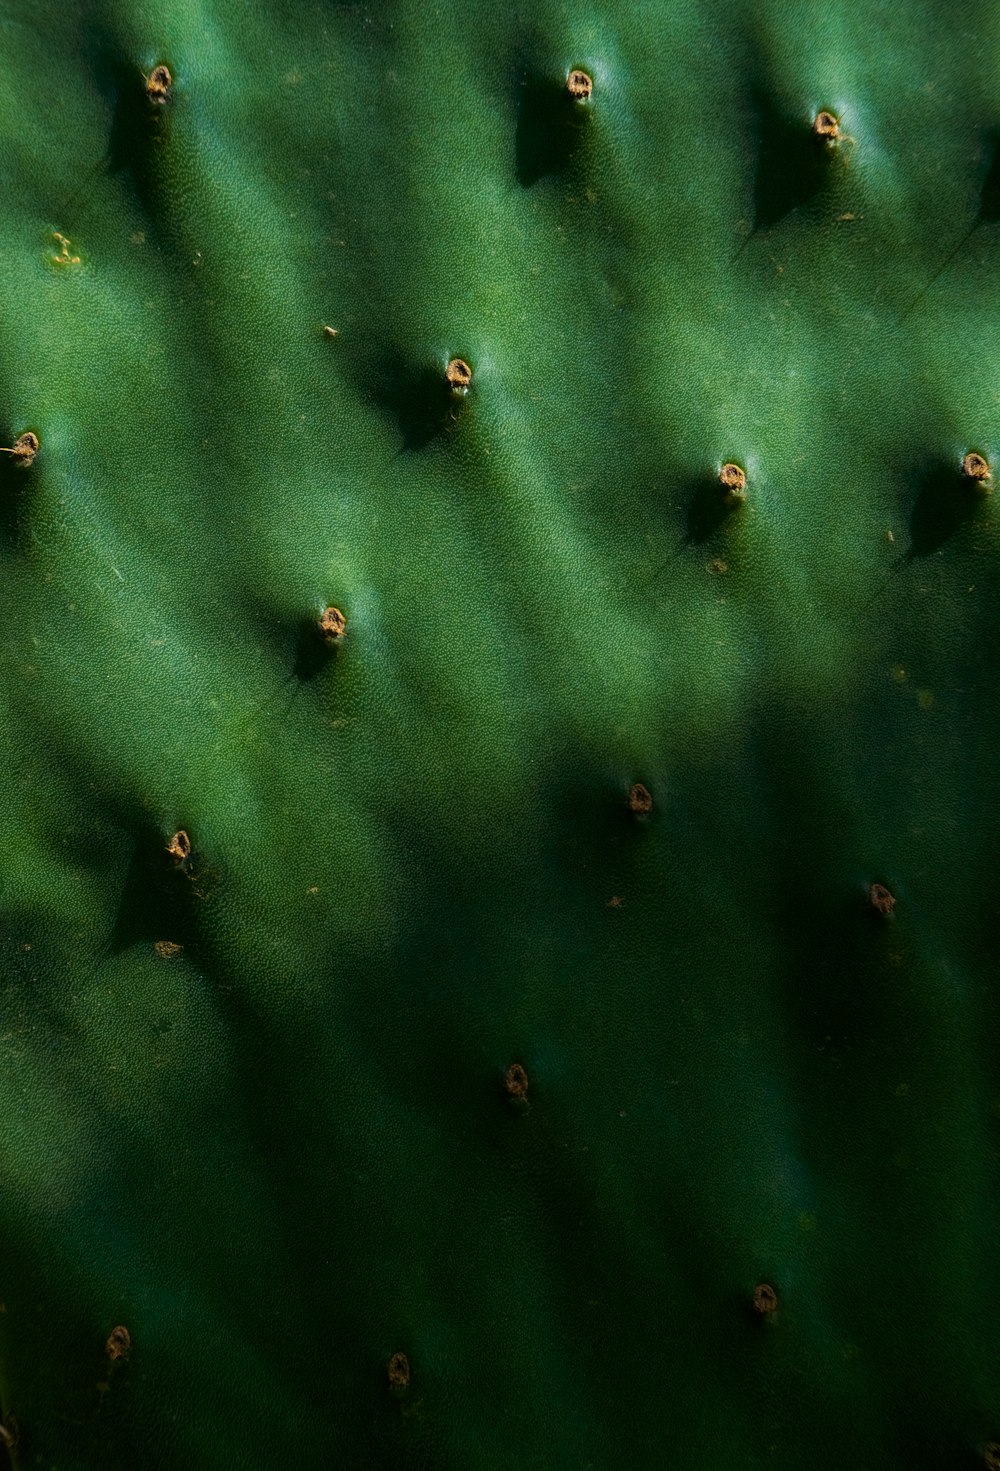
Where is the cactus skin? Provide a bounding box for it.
[0,0,999,1466]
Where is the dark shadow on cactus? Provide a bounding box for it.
[26,735,219,962]
[742,702,903,1058]
[515,71,592,187]
[370,351,469,452]
[0,452,38,551]
[892,1423,976,1471]
[977,127,1000,223]
[87,37,175,248]
[684,475,741,545]
[905,126,1000,313]
[108,825,204,958]
[747,88,834,235]
[905,459,984,560]
[104,61,165,178]
[634,469,748,597]
[291,615,339,683]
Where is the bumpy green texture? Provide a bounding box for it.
[0,0,998,1466]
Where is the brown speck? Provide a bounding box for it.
[753,1283,778,1315]
[319,605,347,640]
[607,895,623,908]
[707,558,728,575]
[105,1325,131,1361]
[166,830,191,863]
[719,462,747,497]
[154,940,183,959]
[813,110,840,138]
[322,325,338,338]
[869,882,896,917]
[628,782,653,815]
[963,451,991,484]
[445,358,472,392]
[567,69,593,100]
[0,431,39,466]
[504,1062,529,1098]
[387,1351,410,1387]
[146,64,172,104]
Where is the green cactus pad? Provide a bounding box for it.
[0,0,998,1466]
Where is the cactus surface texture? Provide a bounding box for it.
[0,0,998,1466]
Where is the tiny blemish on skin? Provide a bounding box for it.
[319,606,346,640]
[51,232,80,265]
[719,463,746,498]
[753,1283,778,1315]
[105,1325,132,1361]
[813,110,840,139]
[504,1063,529,1098]
[445,358,472,393]
[145,64,172,104]
[628,783,653,815]
[387,1352,410,1387]
[963,451,991,485]
[0,431,39,466]
[869,882,896,916]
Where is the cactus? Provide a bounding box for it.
[0,0,998,1466]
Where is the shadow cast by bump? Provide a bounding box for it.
[514,67,593,188]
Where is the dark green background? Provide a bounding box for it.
[0,0,997,1465]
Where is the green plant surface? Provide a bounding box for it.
[0,0,998,1466]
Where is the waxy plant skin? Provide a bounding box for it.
[0,0,997,1466]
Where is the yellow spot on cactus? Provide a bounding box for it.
[51,232,80,266]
